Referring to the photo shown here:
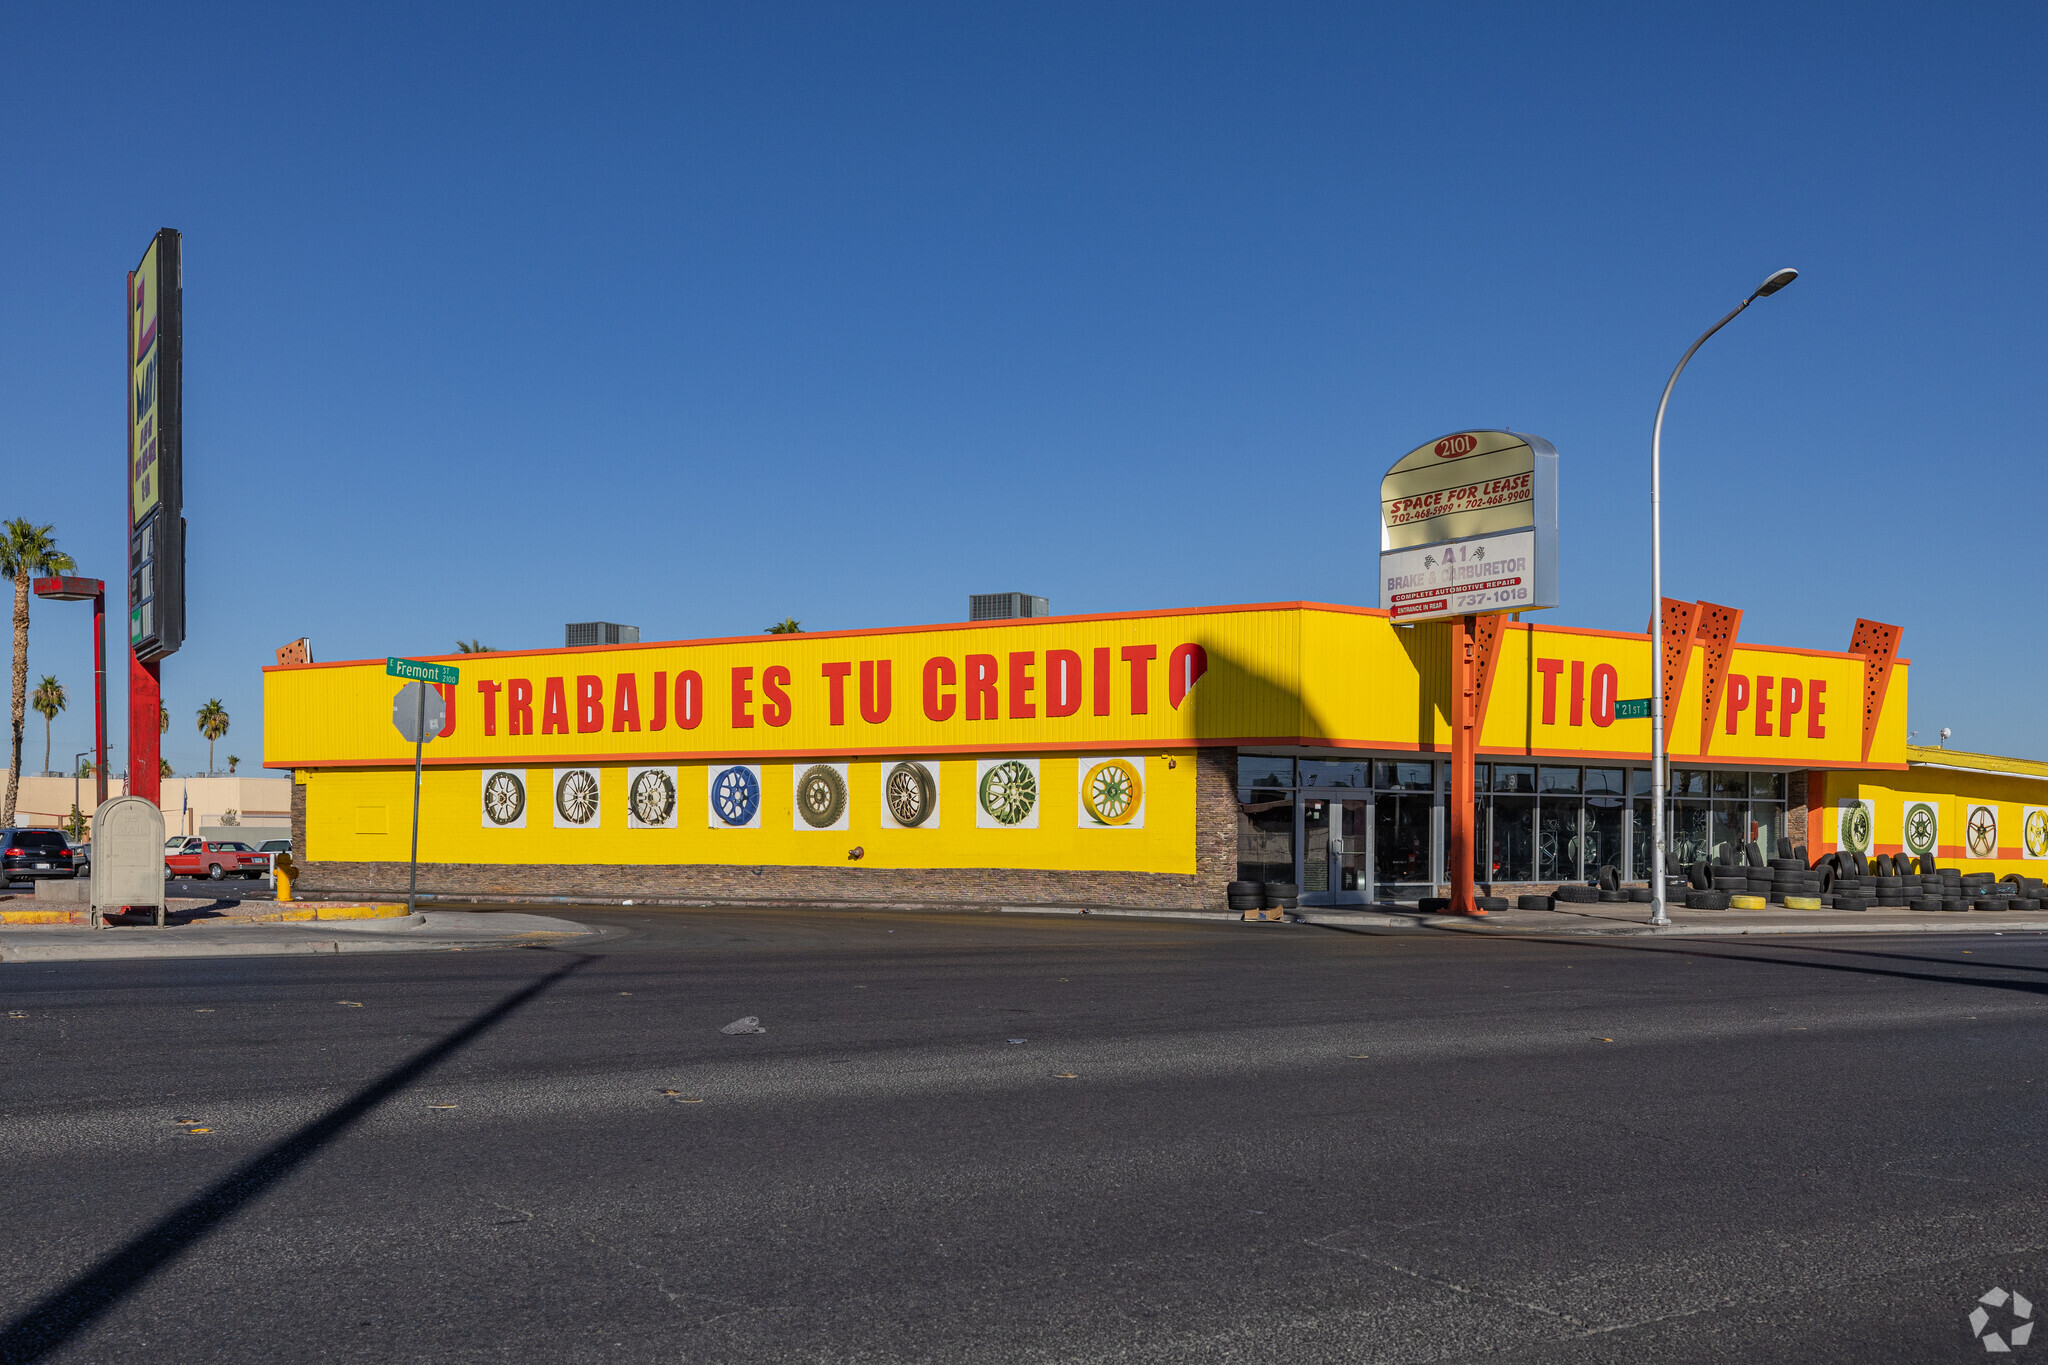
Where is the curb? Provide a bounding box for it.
[1294,911,2048,937]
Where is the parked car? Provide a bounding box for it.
[72,841,90,875]
[2,828,78,881]
[163,837,270,881]
[257,837,292,870]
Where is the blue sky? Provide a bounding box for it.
[4,2,2044,773]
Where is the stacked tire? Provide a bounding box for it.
[1769,857,1824,906]
[2001,873,2045,913]
[1226,881,1298,913]
[1552,884,1600,904]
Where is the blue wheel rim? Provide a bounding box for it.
[712,766,760,826]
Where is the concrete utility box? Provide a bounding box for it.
[91,796,166,927]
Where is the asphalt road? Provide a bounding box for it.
[4,908,2048,1363]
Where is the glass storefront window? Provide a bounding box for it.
[1375,761,1435,791]
[1299,760,1369,789]
[1493,795,1535,880]
[1238,756,1295,792]
[1751,772,1786,801]
[1474,764,1490,792]
[1751,801,1786,854]
[1540,767,1581,793]
[1713,805,1748,862]
[1540,800,1581,880]
[1671,799,1711,866]
[1585,796,1624,873]
[1374,794,1431,886]
[1632,768,1654,796]
[1236,791,1296,883]
[1712,769,1749,799]
[1494,765,1536,795]
[1584,768,1625,796]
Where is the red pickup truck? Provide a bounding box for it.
[164,837,270,881]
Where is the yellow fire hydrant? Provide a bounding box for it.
[273,852,296,902]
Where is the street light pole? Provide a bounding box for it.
[1650,267,1799,927]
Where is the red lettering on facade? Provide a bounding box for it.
[1046,650,1082,718]
[730,667,755,729]
[1754,675,1775,737]
[541,678,569,735]
[821,661,852,726]
[762,666,791,727]
[1778,678,1803,737]
[1093,647,1112,717]
[508,679,533,736]
[650,672,668,731]
[1009,651,1037,719]
[1590,663,1617,728]
[966,654,998,721]
[612,673,640,732]
[1537,658,1562,725]
[1807,679,1827,739]
[576,676,604,733]
[675,671,702,730]
[860,660,892,724]
[1168,643,1208,709]
[1122,645,1157,716]
[1724,674,1751,734]
[477,680,501,737]
[922,657,956,722]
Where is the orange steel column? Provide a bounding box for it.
[1448,613,1482,916]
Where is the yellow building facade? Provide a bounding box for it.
[267,599,1991,909]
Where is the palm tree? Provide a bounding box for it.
[159,704,168,733]
[456,640,493,653]
[765,618,803,634]
[158,758,173,779]
[1,519,74,825]
[227,755,240,774]
[196,699,230,775]
[31,675,65,775]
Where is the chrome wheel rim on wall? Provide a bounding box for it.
[979,760,1037,825]
[712,766,760,827]
[886,762,935,827]
[2027,809,2048,859]
[1840,803,1872,853]
[630,769,676,826]
[1967,806,1998,858]
[1081,759,1142,825]
[796,764,847,828]
[484,772,525,826]
[556,770,600,825]
[1903,803,1937,858]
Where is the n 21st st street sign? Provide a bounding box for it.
[387,657,460,686]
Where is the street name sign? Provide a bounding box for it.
[1614,698,1652,720]
[387,657,459,686]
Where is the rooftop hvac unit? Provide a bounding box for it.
[566,621,641,647]
[968,593,1049,622]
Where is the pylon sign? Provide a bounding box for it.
[1379,430,1558,623]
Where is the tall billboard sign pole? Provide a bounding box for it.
[126,230,185,804]
[1381,430,1558,916]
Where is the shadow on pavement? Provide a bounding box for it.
[1307,920,2048,999]
[0,950,595,1364]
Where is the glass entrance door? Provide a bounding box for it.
[1299,792,1373,904]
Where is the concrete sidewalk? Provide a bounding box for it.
[1288,900,2048,937]
[0,909,598,963]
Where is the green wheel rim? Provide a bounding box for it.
[979,760,1037,825]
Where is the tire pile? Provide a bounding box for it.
[1683,843,1824,910]
[1228,880,1297,913]
[1826,852,2044,912]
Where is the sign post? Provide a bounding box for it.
[127,229,185,805]
[1382,431,1559,915]
[387,658,457,917]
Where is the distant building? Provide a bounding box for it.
[566,621,640,647]
[968,593,1048,622]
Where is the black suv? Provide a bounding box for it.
[2,828,78,881]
